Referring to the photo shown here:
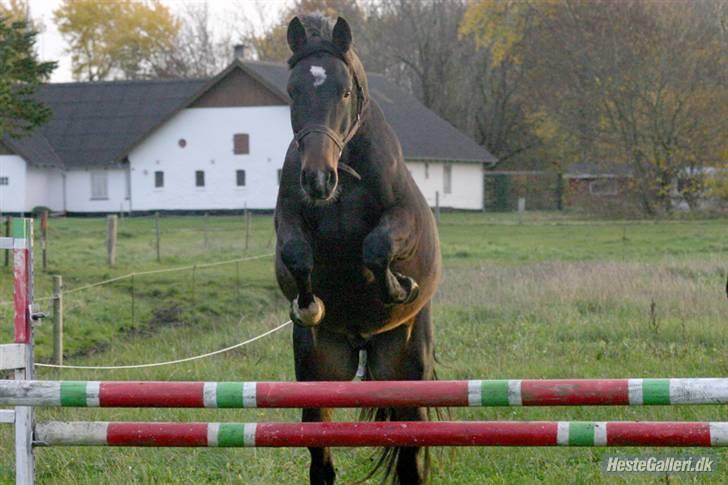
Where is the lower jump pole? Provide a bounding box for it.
[3,378,728,408]
[34,421,728,448]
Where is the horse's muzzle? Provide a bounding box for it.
[301,168,338,200]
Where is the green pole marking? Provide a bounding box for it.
[217,423,246,447]
[11,218,28,239]
[643,379,671,405]
[480,380,510,406]
[216,383,244,408]
[568,422,595,446]
[60,381,88,407]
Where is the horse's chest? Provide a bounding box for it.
[304,187,378,251]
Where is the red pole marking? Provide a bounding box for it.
[521,380,629,406]
[13,249,29,344]
[107,423,208,447]
[607,422,712,447]
[100,382,205,407]
[255,421,559,447]
[256,381,469,408]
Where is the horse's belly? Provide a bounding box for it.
[310,259,438,338]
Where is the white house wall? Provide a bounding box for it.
[64,169,130,213]
[26,167,64,212]
[0,155,26,213]
[406,161,483,210]
[129,106,292,211]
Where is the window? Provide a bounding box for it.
[90,171,108,200]
[155,171,164,188]
[195,170,205,187]
[233,133,250,154]
[277,169,282,185]
[0,177,8,185]
[443,163,452,194]
[589,178,618,195]
[236,170,246,187]
[424,162,429,179]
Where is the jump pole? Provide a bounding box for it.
[34,421,728,448]
[3,378,728,408]
[0,218,36,484]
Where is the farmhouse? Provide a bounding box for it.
[0,60,495,215]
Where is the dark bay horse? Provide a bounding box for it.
[274,14,441,485]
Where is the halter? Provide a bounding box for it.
[288,41,368,181]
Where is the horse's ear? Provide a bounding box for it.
[287,16,307,52]
[332,17,352,53]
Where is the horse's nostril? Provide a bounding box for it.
[326,170,336,188]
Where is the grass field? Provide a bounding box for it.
[0,212,727,484]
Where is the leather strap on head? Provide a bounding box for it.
[289,41,368,180]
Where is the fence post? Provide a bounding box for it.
[52,275,63,366]
[203,212,209,249]
[155,212,161,263]
[435,191,440,224]
[41,210,48,272]
[517,197,526,224]
[130,274,135,326]
[244,203,250,252]
[106,215,118,267]
[4,215,10,268]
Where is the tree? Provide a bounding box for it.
[0,8,56,137]
[459,0,551,165]
[53,0,179,81]
[245,0,367,63]
[462,0,727,213]
[523,0,726,213]
[150,3,233,79]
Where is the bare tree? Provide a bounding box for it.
[152,3,234,79]
[517,0,727,213]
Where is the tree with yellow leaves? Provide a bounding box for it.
[53,0,179,81]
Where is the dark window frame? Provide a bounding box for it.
[236,169,246,187]
[233,133,250,155]
[195,170,205,187]
[154,171,164,188]
[443,163,452,194]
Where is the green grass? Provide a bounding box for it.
[0,212,727,483]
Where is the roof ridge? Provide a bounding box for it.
[44,77,209,88]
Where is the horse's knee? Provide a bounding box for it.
[362,229,392,272]
[281,239,313,278]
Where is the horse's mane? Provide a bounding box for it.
[299,12,334,40]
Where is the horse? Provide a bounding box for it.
[274,14,442,485]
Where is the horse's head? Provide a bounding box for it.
[286,15,367,202]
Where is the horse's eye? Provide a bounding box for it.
[343,89,352,99]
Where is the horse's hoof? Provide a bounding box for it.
[291,295,325,327]
[388,272,419,305]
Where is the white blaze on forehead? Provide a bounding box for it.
[310,65,327,87]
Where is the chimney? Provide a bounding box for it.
[233,44,246,61]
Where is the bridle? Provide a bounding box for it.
[288,41,368,181]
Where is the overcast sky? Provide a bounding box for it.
[29,0,291,82]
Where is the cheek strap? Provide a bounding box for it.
[294,124,363,181]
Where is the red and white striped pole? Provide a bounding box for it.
[34,421,728,448]
[2,378,727,408]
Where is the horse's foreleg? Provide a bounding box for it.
[362,208,419,305]
[303,407,336,485]
[281,238,324,326]
[294,325,360,485]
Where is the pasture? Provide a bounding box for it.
[1,212,727,483]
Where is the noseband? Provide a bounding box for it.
[288,41,368,181]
